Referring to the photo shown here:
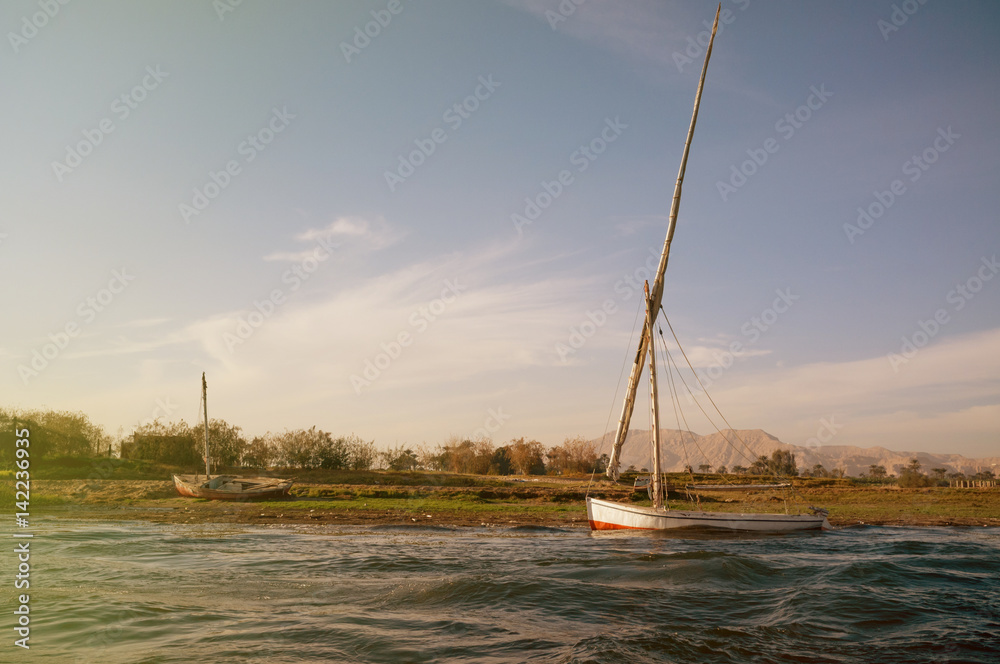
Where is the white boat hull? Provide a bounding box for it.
[587,497,831,532]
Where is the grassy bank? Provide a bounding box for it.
[4,467,998,528]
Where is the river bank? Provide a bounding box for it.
[23,478,1000,528]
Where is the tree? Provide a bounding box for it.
[1,408,110,460]
[313,429,348,469]
[202,419,247,468]
[489,447,512,475]
[344,435,378,470]
[382,445,418,471]
[431,436,496,474]
[698,464,712,473]
[748,451,797,477]
[276,428,310,468]
[545,437,598,475]
[730,465,746,475]
[127,419,198,466]
[243,435,276,469]
[470,438,495,474]
[716,465,727,475]
[505,437,546,475]
[769,450,799,476]
[749,455,769,475]
[898,459,933,488]
[416,443,447,471]
[868,464,887,479]
[809,464,829,478]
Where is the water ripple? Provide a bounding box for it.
[19,520,1000,663]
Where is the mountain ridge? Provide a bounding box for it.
[595,429,1000,477]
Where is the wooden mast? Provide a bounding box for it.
[646,282,663,509]
[606,4,720,480]
[202,372,211,480]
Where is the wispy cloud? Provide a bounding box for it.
[263,216,404,262]
[501,0,688,72]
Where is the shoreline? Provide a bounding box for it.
[45,504,1000,529]
[25,479,1000,529]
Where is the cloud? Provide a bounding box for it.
[691,327,1000,454]
[263,216,404,262]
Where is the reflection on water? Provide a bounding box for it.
[11,520,1000,663]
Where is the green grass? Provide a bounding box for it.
[257,495,582,515]
[9,466,997,525]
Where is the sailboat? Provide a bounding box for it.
[586,6,830,533]
[172,373,293,500]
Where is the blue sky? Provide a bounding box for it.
[2,0,998,458]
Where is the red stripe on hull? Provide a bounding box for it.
[588,520,649,531]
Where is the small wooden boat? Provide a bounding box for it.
[172,373,293,501]
[173,474,292,500]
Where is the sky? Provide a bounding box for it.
[2,0,998,459]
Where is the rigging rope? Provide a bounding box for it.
[658,308,765,470]
[658,329,700,486]
[657,307,810,507]
[655,321,758,470]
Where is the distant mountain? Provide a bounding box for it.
[595,429,1000,477]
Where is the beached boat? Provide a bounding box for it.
[172,373,292,501]
[172,473,292,500]
[587,6,830,533]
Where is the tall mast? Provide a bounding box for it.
[202,372,211,479]
[606,4,720,480]
[646,282,663,509]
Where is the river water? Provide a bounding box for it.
[9,520,1000,663]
